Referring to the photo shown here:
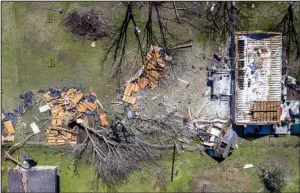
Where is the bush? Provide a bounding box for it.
[258,158,290,193]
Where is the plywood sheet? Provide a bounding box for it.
[82,100,97,111]
[77,103,87,112]
[138,77,149,89]
[148,79,158,88]
[133,83,140,93]
[100,113,109,126]
[250,101,280,123]
[122,95,136,104]
[165,55,172,61]
[146,63,156,70]
[72,92,83,104]
[151,70,162,80]
[2,135,14,142]
[51,106,63,117]
[4,121,15,134]
[124,83,135,96]
[52,119,62,126]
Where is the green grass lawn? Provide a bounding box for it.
[1,2,122,112]
[1,136,299,192]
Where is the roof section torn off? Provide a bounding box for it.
[234,32,282,125]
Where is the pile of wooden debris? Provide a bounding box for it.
[38,87,108,145]
[122,45,172,112]
[2,91,37,144]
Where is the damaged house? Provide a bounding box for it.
[233,31,283,135]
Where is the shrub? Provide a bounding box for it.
[258,157,290,193]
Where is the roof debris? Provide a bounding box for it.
[122,45,172,116]
[234,32,282,125]
[37,87,107,145]
[2,90,39,143]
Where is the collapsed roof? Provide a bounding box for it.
[234,31,282,125]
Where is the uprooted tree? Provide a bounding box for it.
[3,111,173,187]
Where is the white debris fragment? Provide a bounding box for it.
[39,104,50,113]
[91,41,96,48]
[210,128,221,137]
[76,119,84,124]
[203,142,215,147]
[177,78,190,85]
[210,3,215,12]
[30,122,40,134]
[96,99,104,109]
[243,164,254,169]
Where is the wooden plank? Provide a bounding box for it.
[132,103,138,110]
[124,83,135,96]
[52,119,62,126]
[72,92,83,105]
[82,100,97,111]
[146,53,153,60]
[71,136,77,141]
[146,63,156,70]
[156,58,165,68]
[138,77,149,89]
[148,70,161,80]
[4,120,15,134]
[100,113,109,127]
[2,135,14,141]
[144,73,158,85]
[165,55,172,61]
[148,79,158,88]
[51,106,63,117]
[122,95,136,104]
[47,129,58,134]
[132,83,140,93]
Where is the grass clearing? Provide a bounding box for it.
[1,136,299,192]
[1,2,121,112]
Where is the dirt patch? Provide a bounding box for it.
[64,7,114,40]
